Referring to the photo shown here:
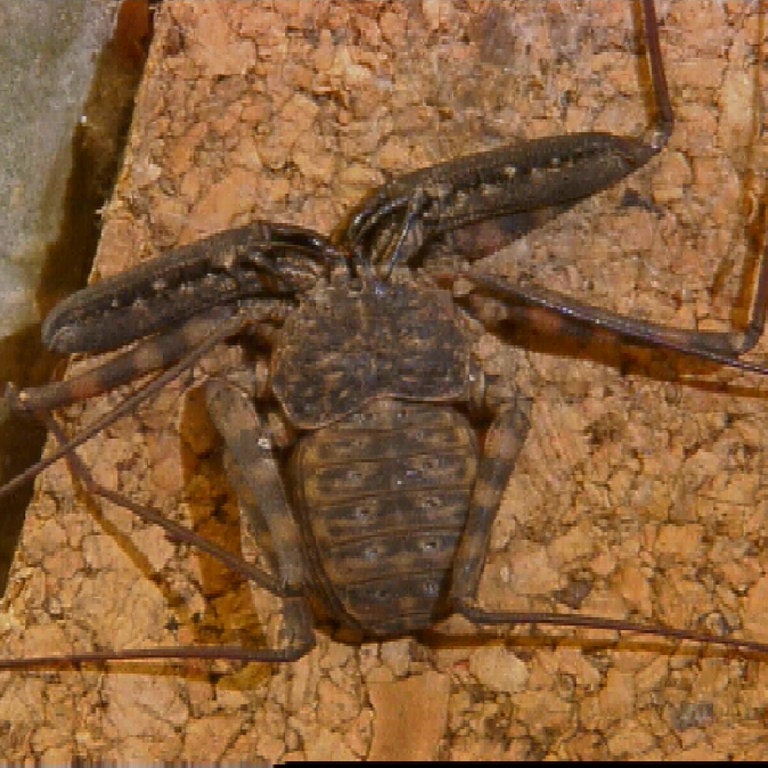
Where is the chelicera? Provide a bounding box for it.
[1,0,768,670]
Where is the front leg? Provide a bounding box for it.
[204,378,315,659]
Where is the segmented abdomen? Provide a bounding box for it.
[290,399,478,638]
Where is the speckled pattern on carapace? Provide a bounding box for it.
[2,1,768,761]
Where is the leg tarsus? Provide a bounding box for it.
[454,598,768,658]
[640,0,674,148]
[0,631,316,669]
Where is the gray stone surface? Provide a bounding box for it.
[0,0,118,336]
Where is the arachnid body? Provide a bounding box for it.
[1,1,768,762]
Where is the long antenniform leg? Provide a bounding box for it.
[457,0,768,376]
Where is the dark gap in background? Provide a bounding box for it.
[0,0,155,594]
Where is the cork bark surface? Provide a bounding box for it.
[2,0,768,761]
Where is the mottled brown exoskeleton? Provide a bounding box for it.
[1,0,768,675]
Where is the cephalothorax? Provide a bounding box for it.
[2,0,768,670]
